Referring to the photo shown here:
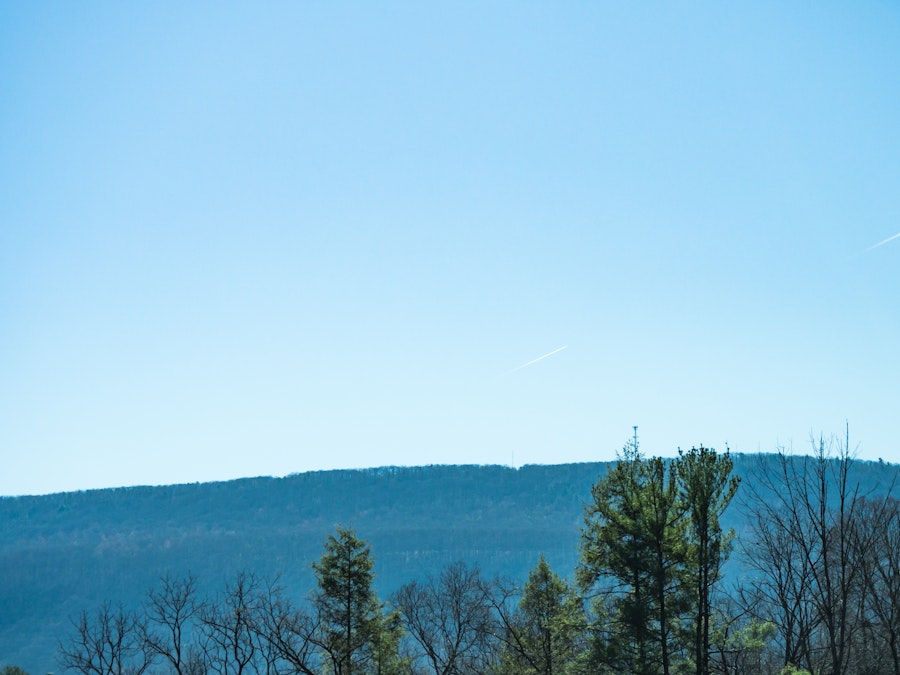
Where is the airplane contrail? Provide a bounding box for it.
[506,345,568,375]
[864,232,900,252]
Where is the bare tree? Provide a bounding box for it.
[143,574,202,675]
[708,589,780,675]
[393,561,496,674]
[198,571,264,675]
[741,489,818,670]
[741,431,892,675]
[59,603,152,675]
[855,495,900,675]
[254,578,320,675]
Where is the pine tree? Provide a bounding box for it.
[678,445,740,675]
[312,527,404,675]
[498,556,585,674]
[578,445,687,675]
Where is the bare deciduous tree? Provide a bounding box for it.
[854,495,900,675]
[198,571,264,675]
[254,578,320,675]
[143,574,202,675]
[742,431,896,675]
[393,561,496,674]
[59,603,151,675]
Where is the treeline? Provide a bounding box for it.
[738,439,900,675]
[54,439,899,675]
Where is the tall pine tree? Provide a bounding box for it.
[312,527,405,675]
[579,442,738,674]
[578,445,687,674]
[678,446,740,675]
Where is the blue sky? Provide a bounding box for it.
[2,2,898,496]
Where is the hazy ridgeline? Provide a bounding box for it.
[1,452,897,674]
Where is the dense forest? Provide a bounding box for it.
[1,439,898,675]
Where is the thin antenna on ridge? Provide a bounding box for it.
[633,425,639,452]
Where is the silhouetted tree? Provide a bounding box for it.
[142,574,202,675]
[58,603,152,675]
[741,492,818,671]
[708,589,778,675]
[198,571,264,675]
[742,432,890,675]
[254,580,320,675]
[393,561,495,674]
[854,495,900,674]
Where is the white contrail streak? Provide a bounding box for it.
[865,232,900,252]
[506,345,568,375]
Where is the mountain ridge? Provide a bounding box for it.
[2,454,897,674]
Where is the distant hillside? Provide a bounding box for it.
[1,455,896,674]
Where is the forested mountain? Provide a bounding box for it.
[1,454,896,675]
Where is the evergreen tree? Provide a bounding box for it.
[369,609,408,675]
[312,527,404,675]
[578,445,687,674]
[678,446,740,675]
[497,556,585,674]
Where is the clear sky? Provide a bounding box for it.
[2,2,899,496]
